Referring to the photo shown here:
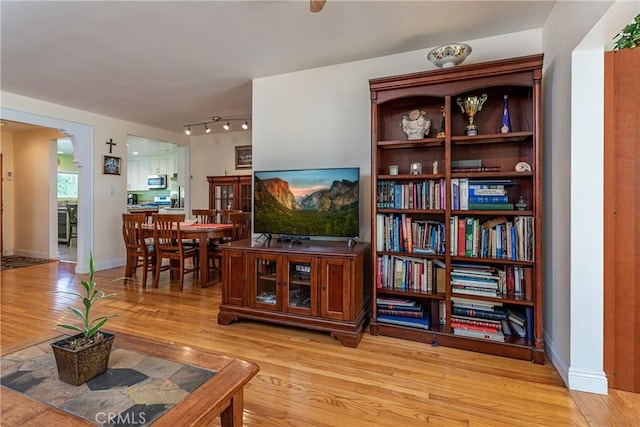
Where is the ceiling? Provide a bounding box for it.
[1,1,556,137]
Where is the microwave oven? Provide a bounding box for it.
[147,174,167,189]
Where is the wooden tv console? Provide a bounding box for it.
[217,238,370,347]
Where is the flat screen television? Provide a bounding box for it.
[253,167,359,238]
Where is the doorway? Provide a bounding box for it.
[0,107,93,274]
[57,138,78,262]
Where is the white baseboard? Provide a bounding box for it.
[11,249,50,259]
[545,330,608,394]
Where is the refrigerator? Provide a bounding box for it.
[169,174,185,208]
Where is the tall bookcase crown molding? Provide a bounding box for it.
[369,54,545,363]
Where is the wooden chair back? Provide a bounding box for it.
[229,212,252,241]
[219,209,242,224]
[151,213,185,223]
[121,213,155,286]
[122,213,146,249]
[152,215,198,290]
[192,209,217,224]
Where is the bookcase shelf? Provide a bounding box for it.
[369,54,544,364]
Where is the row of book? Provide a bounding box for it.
[376,214,446,255]
[376,179,446,210]
[451,178,517,211]
[451,262,533,299]
[450,215,534,262]
[375,295,534,340]
[376,255,446,293]
[375,297,431,329]
[451,297,533,341]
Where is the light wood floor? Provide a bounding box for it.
[1,262,638,426]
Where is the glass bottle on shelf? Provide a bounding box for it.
[501,95,512,134]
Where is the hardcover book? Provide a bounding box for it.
[377,314,431,330]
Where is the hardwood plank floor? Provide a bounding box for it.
[1,262,637,426]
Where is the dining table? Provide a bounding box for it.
[142,222,234,287]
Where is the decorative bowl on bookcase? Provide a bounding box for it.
[428,43,472,68]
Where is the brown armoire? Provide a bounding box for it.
[603,47,640,393]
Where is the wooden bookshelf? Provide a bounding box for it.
[369,54,544,363]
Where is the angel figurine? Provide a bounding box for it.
[400,109,431,140]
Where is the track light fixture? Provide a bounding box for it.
[182,116,251,134]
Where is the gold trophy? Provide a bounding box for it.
[457,94,487,136]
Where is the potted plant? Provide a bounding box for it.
[612,13,640,50]
[50,252,117,385]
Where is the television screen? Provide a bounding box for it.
[253,167,359,238]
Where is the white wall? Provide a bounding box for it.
[1,92,188,272]
[253,29,542,241]
[571,0,639,394]
[189,131,252,210]
[540,0,618,391]
[540,0,639,394]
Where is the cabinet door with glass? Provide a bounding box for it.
[250,253,281,311]
[207,175,252,213]
[283,255,317,316]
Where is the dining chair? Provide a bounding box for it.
[121,213,158,287]
[206,212,251,281]
[219,209,242,224]
[192,209,217,224]
[66,204,78,247]
[152,214,198,290]
[229,212,252,241]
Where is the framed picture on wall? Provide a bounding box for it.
[103,155,121,175]
[235,145,252,169]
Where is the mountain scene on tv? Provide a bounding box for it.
[254,169,359,237]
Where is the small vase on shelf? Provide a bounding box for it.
[501,95,512,134]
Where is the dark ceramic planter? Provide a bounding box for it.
[51,332,115,386]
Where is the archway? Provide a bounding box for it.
[0,107,94,274]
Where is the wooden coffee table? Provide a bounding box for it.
[1,332,259,426]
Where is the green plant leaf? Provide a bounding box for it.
[57,323,83,333]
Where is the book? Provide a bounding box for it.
[525,307,534,341]
[453,327,505,342]
[375,297,416,307]
[465,217,474,257]
[377,314,431,329]
[509,319,526,338]
[378,309,424,318]
[451,159,482,168]
[469,203,514,210]
[451,314,502,328]
[459,178,469,210]
[436,266,446,294]
[451,178,460,210]
[451,321,500,333]
[452,306,507,321]
[469,195,509,204]
[376,302,423,312]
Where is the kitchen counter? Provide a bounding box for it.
[127,206,158,213]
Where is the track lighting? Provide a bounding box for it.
[182,116,251,135]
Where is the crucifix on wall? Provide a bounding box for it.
[106,138,116,153]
